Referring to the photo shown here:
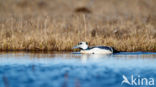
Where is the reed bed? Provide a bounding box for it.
[0,0,156,52]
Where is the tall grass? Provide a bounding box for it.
[0,0,156,52]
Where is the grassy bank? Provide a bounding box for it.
[0,0,156,52]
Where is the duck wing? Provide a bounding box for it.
[88,46,119,53]
[90,46,113,52]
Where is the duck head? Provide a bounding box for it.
[73,42,89,50]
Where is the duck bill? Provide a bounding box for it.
[72,45,79,49]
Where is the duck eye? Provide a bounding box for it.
[78,43,82,45]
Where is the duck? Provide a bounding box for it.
[73,42,117,54]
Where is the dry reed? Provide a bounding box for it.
[0,0,156,52]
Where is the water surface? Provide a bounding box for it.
[0,52,156,87]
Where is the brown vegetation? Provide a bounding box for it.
[0,0,156,52]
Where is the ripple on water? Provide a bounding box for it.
[0,52,156,87]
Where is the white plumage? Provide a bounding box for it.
[73,42,114,54]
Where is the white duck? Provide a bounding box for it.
[73,42,116,54]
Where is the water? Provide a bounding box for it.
[0,52,156,87]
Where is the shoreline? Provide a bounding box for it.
[0,50,155,53]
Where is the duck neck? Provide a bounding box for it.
[81,47,89,50]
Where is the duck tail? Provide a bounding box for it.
[112,47,120,53]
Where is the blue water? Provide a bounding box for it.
[0,52,156,87]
